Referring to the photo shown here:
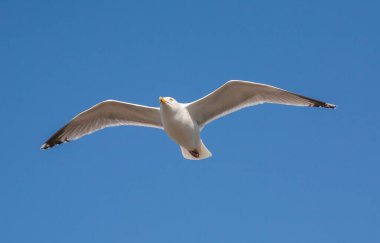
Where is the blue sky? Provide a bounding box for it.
[1,0,379,242]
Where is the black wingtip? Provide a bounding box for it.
[40,139,67,150]
[323,103,336,109]
[311,102,336,109]
[41,124,70,150]
[40,143,49,150]
[40,142,56,150]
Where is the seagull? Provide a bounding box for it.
[41,80,335,160]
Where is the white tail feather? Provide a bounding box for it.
[180,140,212,160]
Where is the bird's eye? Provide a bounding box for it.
[170,98,174,101]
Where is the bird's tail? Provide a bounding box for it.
[180,140,212,160]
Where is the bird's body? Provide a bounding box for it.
[160,101,200,150]
[41,80,336,160]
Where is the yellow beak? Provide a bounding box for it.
[159,96,166,104]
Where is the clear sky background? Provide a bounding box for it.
[1,0,379,242]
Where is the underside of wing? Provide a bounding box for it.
[41,100,162,149]
[187,80,336,128]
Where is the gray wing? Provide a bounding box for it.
[41,100,162,149]
[187,80,336,128]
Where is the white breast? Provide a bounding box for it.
[160,104,200,150]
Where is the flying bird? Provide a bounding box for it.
[41,80,335,160]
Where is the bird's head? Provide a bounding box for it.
[159,96,181,110]
[159,96,177,105]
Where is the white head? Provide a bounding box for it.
[159,96,181,111]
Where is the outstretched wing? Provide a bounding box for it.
[41,100,162,149]
[187,80,335,128]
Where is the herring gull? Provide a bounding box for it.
[41,80,335,160]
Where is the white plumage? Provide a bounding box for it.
[41,80,335,160]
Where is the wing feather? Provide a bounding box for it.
[41,100,162,149]
[187,80,335,128]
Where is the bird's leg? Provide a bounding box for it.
[189,149,200,158]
